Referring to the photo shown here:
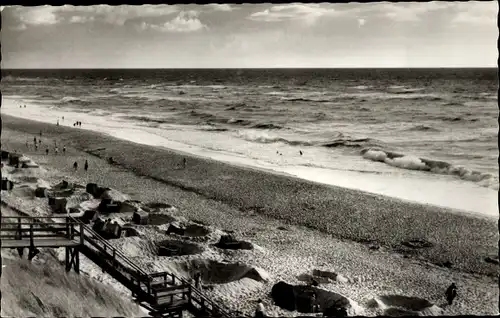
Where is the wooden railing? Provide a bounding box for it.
[0,216,84,245]
[1,214,234,317]
[69,218,153,295]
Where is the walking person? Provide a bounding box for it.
[255,299,266,318]
[73,161,78,170]
[445,283,457,306]
[33,136,37,145]
[45,148,49,155]
[84,160,88,171]
[194,272,202,289]
[63,146,66,154]
[182,158,187,169]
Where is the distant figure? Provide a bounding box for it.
[39,139,42,145]
[73,123,76,127]
[194,272,201,289]
[299,150,303,156]
[280,153,282,156]
[57,119,59,126]
[63,146,66,154]
[445,283,457,306]
[84,160,88,171]
[183,158,187,169]
[276,151,279,154]
[24,105,26,108]
[33,137,37,144]
[255,299,265,318]
[311,292,320,313]
[62,116,64,121]
[45,148,49,155]
[34,144,38,151]
[73,161,78,170]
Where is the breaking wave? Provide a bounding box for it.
[405,125,441,132]
[361,148,498,189]
[236,131,384,149]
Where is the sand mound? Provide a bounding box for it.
[371,295,443,316]
[11,185,35,198]
[100,188,129,202]
[66,193,94,210]
[157,239,204,256]
[184,224,211,237]
[176,259,269,284]
[401,239,434,249]
[148,213,177,225]
[143,202,177,213]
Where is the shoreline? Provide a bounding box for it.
[1,117,498,315]
[2,97,497,217]
[1,114,498,278]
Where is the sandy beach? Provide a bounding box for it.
[1,114,498,316]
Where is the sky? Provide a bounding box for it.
[1,2,498,68]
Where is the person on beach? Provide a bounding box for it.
[183,158,187,169]
[84,160,88,171]
[445,283,457,305]
[300,150,303,156]
[73,161,78,170]
[45,148,49,155]
[255,299,265,318]
[62,116,64,121]
[194,272,201,289]
[57,119,59,126]
[34,137,37,145]
[63,146,66,154]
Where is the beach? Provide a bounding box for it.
[1,114,498,316]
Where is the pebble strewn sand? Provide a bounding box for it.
[1,116,498,316]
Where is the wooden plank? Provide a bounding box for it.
[1,238,80,248]
[154,298,189,308]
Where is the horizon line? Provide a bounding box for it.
[2,67,497,70]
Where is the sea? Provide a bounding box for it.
[1,68,498,217]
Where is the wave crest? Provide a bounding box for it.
[361,148,497,189]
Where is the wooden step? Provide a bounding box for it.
[154,298,189,309]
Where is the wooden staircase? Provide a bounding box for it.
[0,213,234,318]
[70,219,233,317]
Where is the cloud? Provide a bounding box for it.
[207,4,233,12]
[451,2,497,26]
[248,4,337,23]
[16,6,60,25]
[7,5,180,27]
[142,11,207,33]
[69,15,95,24]
[382,2,453,22]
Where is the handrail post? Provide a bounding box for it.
[29,224,34,248]
[80,223,84,245]
[66,217,70,239]
[17,217,22,239]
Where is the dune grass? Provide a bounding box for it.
[1,248,142,318]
